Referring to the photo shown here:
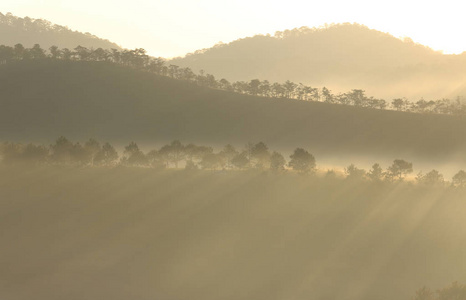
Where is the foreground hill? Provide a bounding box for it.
[1,166,465,300]
[170,23,466,100]
[1,60,466,165]
[0,12,121,50]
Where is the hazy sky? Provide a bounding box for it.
[2,0,465,58]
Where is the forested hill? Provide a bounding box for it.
[0,12,121,50]
[170,23,466,100]
[1,59,466,162]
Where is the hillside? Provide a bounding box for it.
[170,23,466,100]
[1,166,466,300]
[0,12,121,51]
[1,60,466,165]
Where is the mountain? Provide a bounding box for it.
[1,59,466,166]
[0,12,121,51]
[170,23,466,100]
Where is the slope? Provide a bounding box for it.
[170,23,466,100]
[1,60,465,163]
[1,166,466,300]
[0,12,121,51]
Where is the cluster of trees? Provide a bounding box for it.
[414,282,466,300]
[343,161,466,187]
[0,12,120,50]
[0,137,314,174]
[1,44,466,116]
[2,137,466,187]
[1,12,76,34]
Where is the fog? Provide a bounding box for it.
[1,164,465,300]
[2,13,466,300]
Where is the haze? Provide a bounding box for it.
[3,0,466,58]
[2,3,466,300]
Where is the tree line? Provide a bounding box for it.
[1,44,465,116]
[413,281,466,300]
[1,137,466,187]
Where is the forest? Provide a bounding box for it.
[1,43,466,116]
[0,12,120,50]
[2,137,466,187]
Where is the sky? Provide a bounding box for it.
[2,0,466,58]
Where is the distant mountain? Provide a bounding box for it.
[0,12,121,51]
[1,59,466,165]
[170,23,466,100]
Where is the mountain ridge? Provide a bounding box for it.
[0,12,122,51]
[170,23,466,100]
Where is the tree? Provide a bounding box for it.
[345,164,366,180]
[219,144,238,169]
[437,282,466,300]
[452,170,466,187]
[248,79,261,96]
[199,153,221,170]
[250,142,270,168]
[367,163,384,182]
[392,98,409,111]
[50,136,74,164]
[21,143,49,164]
[74,45,91,61]
[416,169,444,186]
[288,148,316,173]
[321,87,335,103]
[158,140,185,168]
[29,44,46,59]
[49,45,62,59]
[0,142,47,165]
[413,286,434,300]
[184,144,213,166]
[386,159,413,181]
[231,151,249,169]
[84,138,101,165]
[14,43,25,60]
[283,80,297,98]
[270,151,286,171]
[122,142,148,166]
[346,89,367,107]
[94,142,118,166]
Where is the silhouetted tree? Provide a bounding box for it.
[413,286,434,300]
[231,151,249,169]
[49,45,61,59]
[29,44,46,59]
[367,163,384,182]
[416,169,444,186]
[219,144,238,169]
[94,142,118,166]
[386,159,413,181]
[159,140,185,168]
[250,142,270,168]
[269,151,286,171]
[84,138,101,165]
[0,142,48,165]
[288,148,315,173]
[122,142,148,166]
[345,164,366,180]
[392,98,409,111]
[452,170,466,187]
[50,136,74,164]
